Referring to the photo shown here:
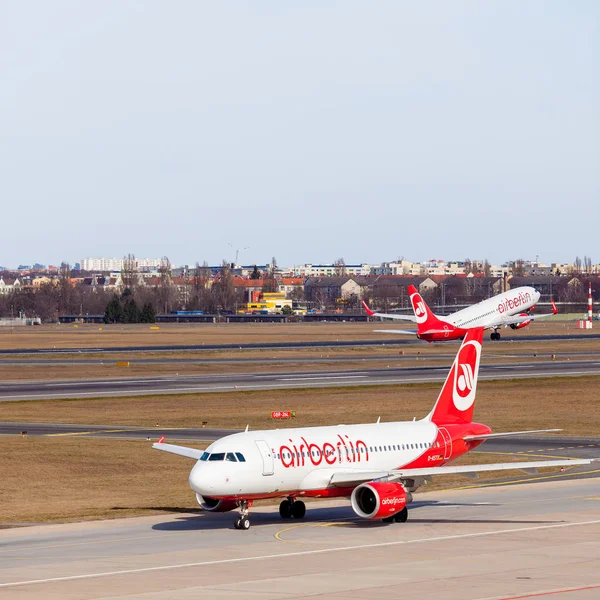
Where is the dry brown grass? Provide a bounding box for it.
[1,437,195,524]
[1,377,598,435]
[0,319,595,351]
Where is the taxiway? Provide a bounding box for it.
[1,478,599,599]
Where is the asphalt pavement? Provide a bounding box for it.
[1,332,600,355]
[2,359,600,401]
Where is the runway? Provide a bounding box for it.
[1,331,599,355]
[1,478,599,599]
[2,359,600,401]
[2,349,599,366]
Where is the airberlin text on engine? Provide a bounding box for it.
[497,290,532,314]
[278,435,369,468]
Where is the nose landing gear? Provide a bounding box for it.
[279,497,306,519]
[233,500,252,530]
[490,330,501,341]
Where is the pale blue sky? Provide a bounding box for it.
[1,1,598,268]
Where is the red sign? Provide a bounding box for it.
[271,411,292,419]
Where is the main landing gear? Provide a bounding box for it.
[490,330,501,341]
[279,497,306,519]
[234,500,251,530]
[382,507,408,524]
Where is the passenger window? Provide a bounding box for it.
[200,452,210,461]
[226,452,237,462]
[208,453,225,461]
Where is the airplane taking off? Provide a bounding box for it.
[363,285,558,341]
[154,328,594,530]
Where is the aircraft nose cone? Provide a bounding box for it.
[188,463,212,494]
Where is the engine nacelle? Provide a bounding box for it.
[510,313,531,330]
[195,493,237,513]
[351,481,407,520]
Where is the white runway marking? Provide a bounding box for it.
[2,518,599,589]
[277,375,368,381]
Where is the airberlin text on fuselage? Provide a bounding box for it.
[498,290,532,314]
[278,435,369,468]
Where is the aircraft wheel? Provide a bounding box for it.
[490,332,498,341]
[240,516,250,530]
[279,500,292,519]
[382,516,394,523]
[394,508,408,523]
[291,500,306,519]
[496,332,501,340]
[234,516,242,529]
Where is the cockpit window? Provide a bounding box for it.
[208,452,225,461]
[226,452,237,462]
[199,452,210,461]
[235,452,246,462]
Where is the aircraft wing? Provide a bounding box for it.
[328,458,596,487]
[153,441,204,460]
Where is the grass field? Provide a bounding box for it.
[1,376,597,434]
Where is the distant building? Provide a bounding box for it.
[80,257,164,272]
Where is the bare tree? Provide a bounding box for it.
[574,256,582,274]
[215,260,236,311]
[482,259,491,277]
[334,257,347,277]
[512,259,526,277]
[121,253,138,292]
[262,256,278,293]
[156,256,175,313]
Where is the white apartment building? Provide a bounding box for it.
[289,263,375,277]
[80,258,164,272]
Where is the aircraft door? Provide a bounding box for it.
[255,440,274,476]
[438,427,452,460]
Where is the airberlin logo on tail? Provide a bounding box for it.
[411,293,428,324]
[452,340,481,411]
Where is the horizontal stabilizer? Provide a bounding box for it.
[463,429,563,442]
[152,442,204,460]
[373,329,418,335]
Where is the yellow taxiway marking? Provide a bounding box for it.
[47,430,129,437]
[476,450,576,460]
[584,497,600,501]
[274,519,356,545]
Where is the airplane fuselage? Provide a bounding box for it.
[437,286,539,330]
[189,420,490,502]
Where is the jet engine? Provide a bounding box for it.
[351,481,408,520]
[510,313,531,330]
[195,493,237,513]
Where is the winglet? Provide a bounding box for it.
[362,300,375,316]
[551,298,558,315]
[157,435,166,444]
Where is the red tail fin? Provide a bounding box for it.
[427,327,484,425]
[407,285,454,336]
